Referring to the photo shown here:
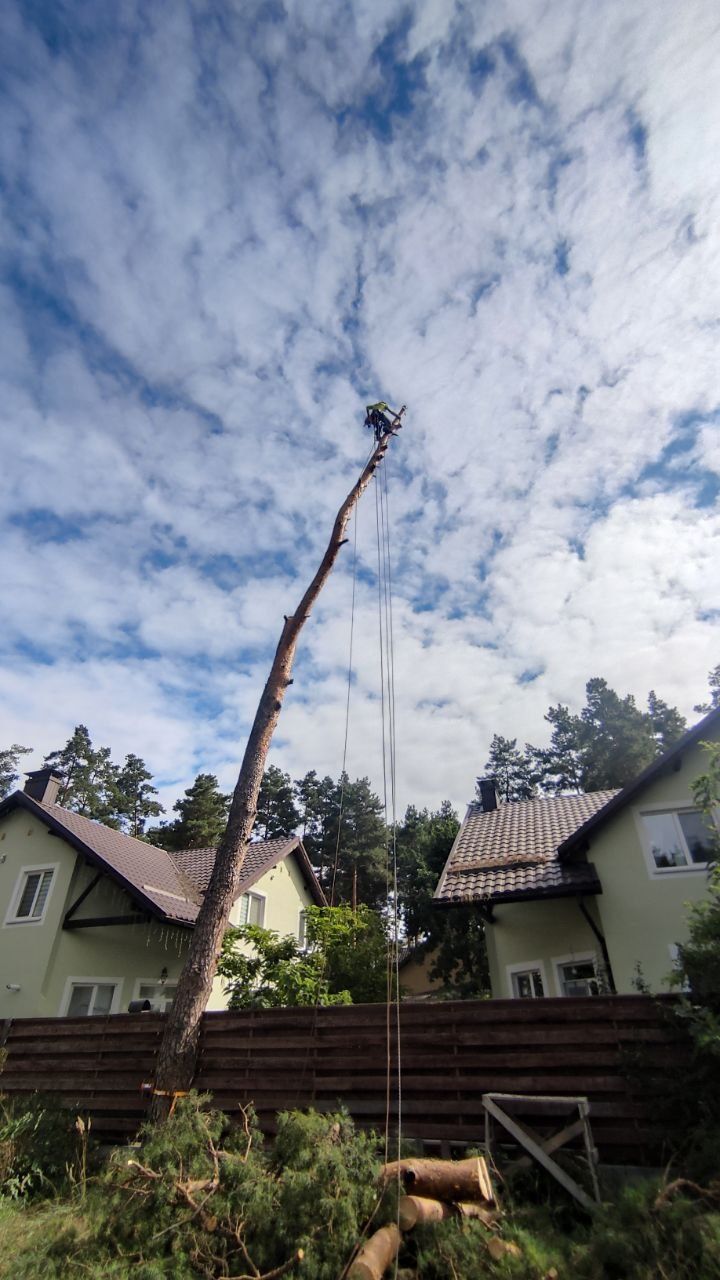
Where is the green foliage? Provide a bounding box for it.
[43,726,120,825]
[490,677,688,798]
[218,919,351,1008]
[148,773,229,852]
[313,903,389,1003]
[41,727,162,835]
[483,735,537,801]
[2,1096,387,1280]
[410,1182,720,1280]
[0,744,32,799]
[255,765,300,838]
[297,770,388,907]
[113,754,164,837]
[217,904,389,1007]
[395,802,491,998]
[0,1095,81,1201]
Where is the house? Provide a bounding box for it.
[0,768,325,1019]
[433,706,720,998]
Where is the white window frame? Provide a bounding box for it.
[3,862,59,926]
[133,978,178,1013]
[506,959,547,999]
[298,908,308,948]
[552,951,599,997]
[237,889,266,927]
[635,804,718,879]
[59,977,123,1017]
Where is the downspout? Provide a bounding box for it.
[576,896,616,994]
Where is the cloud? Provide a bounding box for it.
[1,0,719,818]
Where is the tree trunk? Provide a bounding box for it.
[151,420,404,1114]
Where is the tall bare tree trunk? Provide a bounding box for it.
[151,421,403,1113]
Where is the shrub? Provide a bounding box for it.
[0,1094,81,1201]
[5,1095,388,1279]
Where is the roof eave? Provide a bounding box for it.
[433,878,602,908]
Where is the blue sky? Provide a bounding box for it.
[1,0,719,815]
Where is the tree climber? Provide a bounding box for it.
[365,400,401,441]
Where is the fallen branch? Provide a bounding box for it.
[654,1178,720,1209]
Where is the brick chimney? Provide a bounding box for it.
[476,777,498,813]
[24,768,62,806]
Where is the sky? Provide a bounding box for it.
[1,0,719,821]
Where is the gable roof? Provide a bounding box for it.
[434,791,616,907]
[0,790,324,924]
[172,836,327,906]
[558,704,720,861]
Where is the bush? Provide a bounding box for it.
[0,1094,81,1200]
[5,1095,388,1279]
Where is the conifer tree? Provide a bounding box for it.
[149,774,229,851]
[115,753,164,837]
[0,744,32,799]
[43,725,119,823]
[482,734,536,802]
[255,765,299,838]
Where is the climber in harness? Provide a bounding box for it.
[365,400,402,441]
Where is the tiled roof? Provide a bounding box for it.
[434,792,617,906]
[0,791,324,923]
[172,836,327,905]
[37,801,202,924]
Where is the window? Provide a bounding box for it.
[511,968,544,998]
[137,982,177,1013]
[557,960,599,997]
[298,910,307,948]
[642,809,715,871]
[238,891,265,926]
[65,982,118,1016]
[5,865,56,924]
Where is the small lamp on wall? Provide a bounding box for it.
[159,966,168,986]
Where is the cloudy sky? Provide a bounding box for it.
[1,0,718,820]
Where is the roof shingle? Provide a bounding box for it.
[434,792,617,906]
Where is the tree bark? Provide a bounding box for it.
[348,1224,401,1280]
[381,1156,494,1204]
[151,421,403,1114]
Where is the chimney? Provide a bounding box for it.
[476,777,498,813]
[24,768,62,806]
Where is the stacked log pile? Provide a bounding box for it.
[349,1155,516,1279]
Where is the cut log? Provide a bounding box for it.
[349,1224,401,1280]
[398,1196,453,1230]
[382,1156,494,1204]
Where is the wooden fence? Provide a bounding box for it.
[0,995,688,1164]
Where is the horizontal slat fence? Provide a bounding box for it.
[1,996,687,1164]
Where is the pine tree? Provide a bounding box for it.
[148,774,229,851]
[578,678,658,791]
[43,726,119,822]
[483,734,536,802]
[528,704,584,794]
[255,765,299,839]
[0,744,32,799]
[114,754,164,837]
[646,690,686,750]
